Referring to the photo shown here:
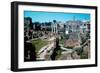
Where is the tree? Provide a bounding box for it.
[53,20,57,23]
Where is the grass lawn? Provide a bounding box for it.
[32,38,48,53]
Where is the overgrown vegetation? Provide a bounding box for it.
[55,48,62,59]
[80,52,88,59]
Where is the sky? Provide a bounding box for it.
[24,11,90,23]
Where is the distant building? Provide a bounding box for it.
[51,20,58,33]
[64,19,90,48]
[64,19,83,47]
[80,21,90,33]
[66,20,82,33]
[58,22,65,33]
[65,20,82,41]
[51,20,66,34]
[41,22,51,31]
